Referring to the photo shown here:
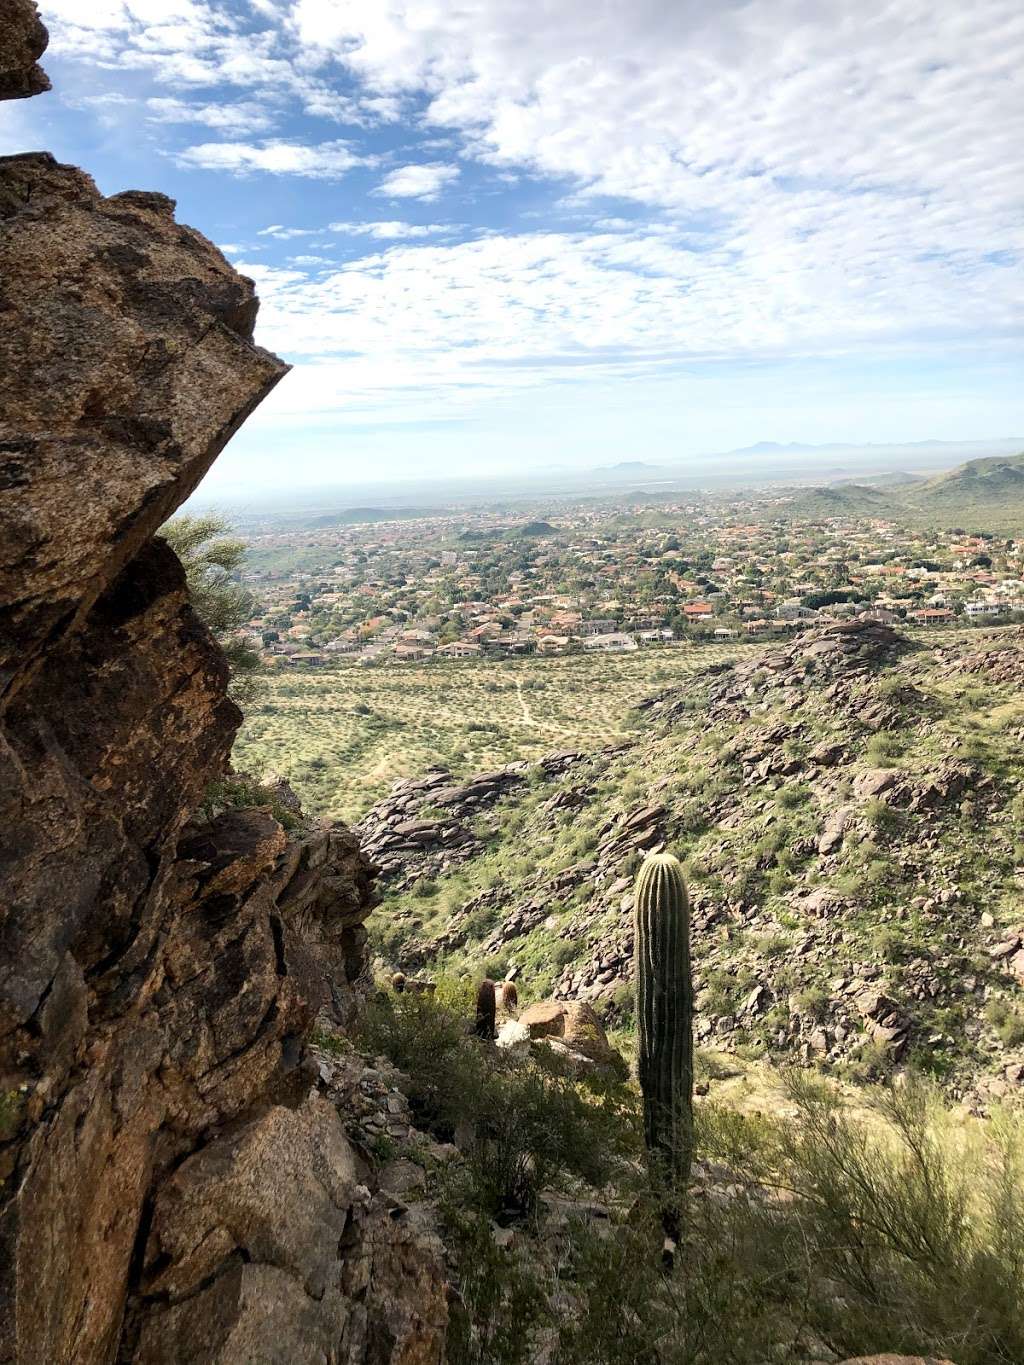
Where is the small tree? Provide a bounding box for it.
[162,514,262,706]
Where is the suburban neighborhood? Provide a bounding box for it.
[234,497,1024,669]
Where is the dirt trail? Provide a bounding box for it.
[514,677,536,726]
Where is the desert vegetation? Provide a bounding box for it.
[344,982,1024,1365]
[363,621,1024,1097]
[234,644,746,820]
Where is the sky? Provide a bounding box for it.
[4,0,1023,487]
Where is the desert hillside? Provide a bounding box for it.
[364,618,1024,1100]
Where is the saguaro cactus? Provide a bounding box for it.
[633,852,694,1188]
[475,979,497,1040]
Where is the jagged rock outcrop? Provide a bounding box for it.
[0,11,446,1362]
[0,149,285,699]
[0,0,49,100]
[356,750,602,891]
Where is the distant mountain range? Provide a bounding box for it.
[588,439,1024,481]
[725,438,1024,460]
[592,460,666,473]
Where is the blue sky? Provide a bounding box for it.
[4,0,1023,488]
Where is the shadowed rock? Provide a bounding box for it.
[0,6,445,1358]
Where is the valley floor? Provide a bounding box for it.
[235,639,750,821]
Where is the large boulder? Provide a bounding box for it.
[518,999,627,1078]
[130,1094,447,1365]
[0,0,49,99]
[0,152,287,702]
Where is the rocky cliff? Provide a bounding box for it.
[0,7,446,1361]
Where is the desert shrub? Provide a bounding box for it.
[775,782,810,810]
[551,939,578,968]
[877,674,907,699]
[959,734,989,763]
[985,997,1024,1048]
[864,796,899,831]
[198,775,302,831]
[355,988,638,1218]
[163,513,263,706]
[865,731,902,766]
[556,1077,1024,1365]
[444,1204,550,1365]
[482,953,511,982]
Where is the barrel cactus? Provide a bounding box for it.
[475,979,497,1040]
[633,852,694,1186]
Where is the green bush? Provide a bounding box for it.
[695,1076,1024,1365]
[199,775,302,831]
[555,1077,1024,1365]
[162,513,263,707]
[355,989,639,1218]
[864,796,899,831]
[985,998,1024,1048]
[865,731,902,766]
[775,782,810,810]
[443,1204,550,1365]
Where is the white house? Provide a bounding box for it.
[584,632,639,653]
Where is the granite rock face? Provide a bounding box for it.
[0,151,286,700]
[0,8,447,1361]
[0,0,49,99]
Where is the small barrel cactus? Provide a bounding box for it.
[633,852,694,1187]
[475,979,497,1040]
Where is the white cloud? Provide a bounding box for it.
[147,96,275,133]
[374,162,460,200]
[40,0,1024,436]
[328,220,453,239]
[287,1,1023,327]
[257,224,317,239]
[173,138,363,177]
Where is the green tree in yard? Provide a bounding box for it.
[162,514,262,706]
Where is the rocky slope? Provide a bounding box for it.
[0,9,446,1361]
[367,618,1024,1103]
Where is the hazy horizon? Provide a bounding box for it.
[14,0,1023,491]
[186,435,1024,513]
